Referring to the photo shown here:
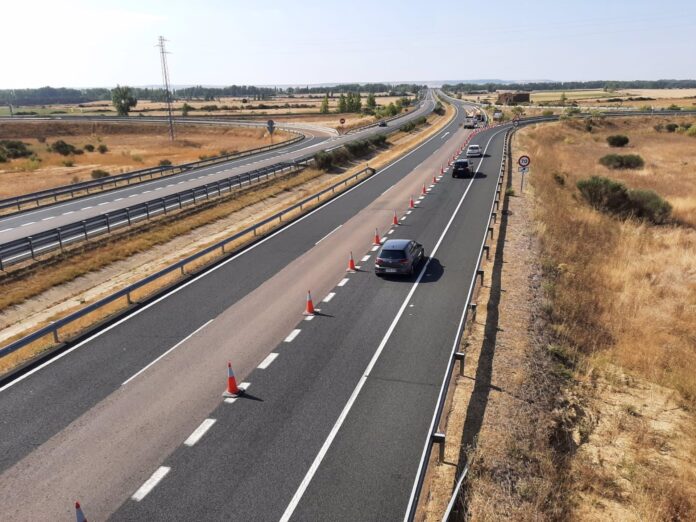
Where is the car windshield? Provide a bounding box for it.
[379,249,407,259]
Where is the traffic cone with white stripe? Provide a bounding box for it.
[392,211,399,226]
[303,290,315,316]
[373,228,381,245]
[421,183,427,196]
[409,196,416,209]
[433,174,438,184]
[223,362,242,397]
[440,164,444,174]
[75,501,87,522]
[347,251,357,272]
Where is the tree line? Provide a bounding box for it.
[443,79,696,93]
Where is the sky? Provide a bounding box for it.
[2,0,695,89]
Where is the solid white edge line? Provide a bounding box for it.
[403,127,508,521]
[279,117,495,522]
[121,319,213,386]
[0,101,462,394]
[183,418,217,447]
[131,466,171,501]
[258,352,279,370]
[315,224,342,245]
[284,329,301,343]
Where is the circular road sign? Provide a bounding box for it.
[518,155,531,167]
[339,118,346,125]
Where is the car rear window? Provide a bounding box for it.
[379,249,407,259]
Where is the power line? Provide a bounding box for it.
[157,36,175,142]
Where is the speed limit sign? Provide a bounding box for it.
[518,155,531,167]
[339,118,346,125]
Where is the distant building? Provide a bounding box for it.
[496,92,530,105]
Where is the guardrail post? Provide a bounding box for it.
[491,212,497,224]
[126,208,132,226]
[432,432,446,464]
[493,200,499,211]
[454,351,466,376]
[488,226,494,239]
[470,303,477,323]
[52,324,60,343]
[28,237,36,260]
[483,245,490,259]
[477,269,484,285]
[126,291,133,305]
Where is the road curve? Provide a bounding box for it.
[0,92,436,244]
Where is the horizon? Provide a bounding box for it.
[2,0,694,90]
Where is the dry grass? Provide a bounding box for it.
[516,116,696,519]
[0,121,290,197]
[0,97,456,375]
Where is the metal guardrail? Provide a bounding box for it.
[0,164,377,367]
[0,132,305,213]
[0,157,318,270]
[406,124,513,522]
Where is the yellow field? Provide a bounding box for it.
[0,121,289,197]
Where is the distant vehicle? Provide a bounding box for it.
[466,144,482,157]
[452,159,471,178]
[463,115,476,129]
[378,121,388,127]
[475,113,485,121]
[374,239,425,276]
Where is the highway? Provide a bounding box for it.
[0,96,507,520]
[0,92,435,244]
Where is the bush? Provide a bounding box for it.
[50,140,79,156]
[433,101,445,115]
[0,140,32,158]
[653,123,664,132]
[314,151,333,171]
[345,140,371,157]
[687,126,696,137]
[680,123,692,130]
[665,123,679,133]
[0,151,6,163]
[91,169,110,179]
[62,160,74,167]
[667,104,681,111]
[400,121,416,132]
[84,144,95,152]
[368,134,387,147]
[542,109,554,117]
[159,159,172,166]
[599,154,644,169]
[97,144,108,154]
[576,176,671,224]
[606,135,629,147]
[505,187,515,197]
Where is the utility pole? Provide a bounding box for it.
[157,36,175,141]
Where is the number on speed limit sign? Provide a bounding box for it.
[518,155,531,167]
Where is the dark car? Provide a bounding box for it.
[375,239,425,276]
[378,121,388,127]
[452,159,471,178]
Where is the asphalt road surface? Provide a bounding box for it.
[0,97,508,520]
[0,92,435,244]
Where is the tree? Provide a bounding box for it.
[366,92,376,109]
[111,85,137,116]
[560,92,567,106]
[320,94,329,114]
[337,94,347,113]
[181,103,192,116]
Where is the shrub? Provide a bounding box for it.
[665,123,678,133]
[680,123,692,130]
[433,101,445,115]
[345,140,370,157]
[606,135,629,147]
[84,144,95,152]
[91,169,109,179]
[131,154,144,163]
[314,151,333,171]
[0,140,32,158]
[0,151,6,163]
[505,187,515,196]
[687,126,696,137]
[626,189,672,224]
[576,176,671,224]
[97,144,108,154]
[50,140,78,156]
[599,154,644,169]
[368,134,387,147]
[542,109,554,117]
[400,121,416,132]
[667,104,681,111]
[62,160,74,167]
[653,123,664,132]
[159,159,172,166]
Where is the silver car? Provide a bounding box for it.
[466,144,482,157]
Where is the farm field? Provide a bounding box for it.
[0,121,289,198]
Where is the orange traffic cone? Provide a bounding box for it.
[392,211,399,226]
[433,175,438,184]
[440,164,444,174]
[421,184,427,195]
[347,251,357,272]
[75,501,88,522]
[303,290,316,316]
[373,228,381,245]
[409,196,416,209]
[223,362,242,397]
